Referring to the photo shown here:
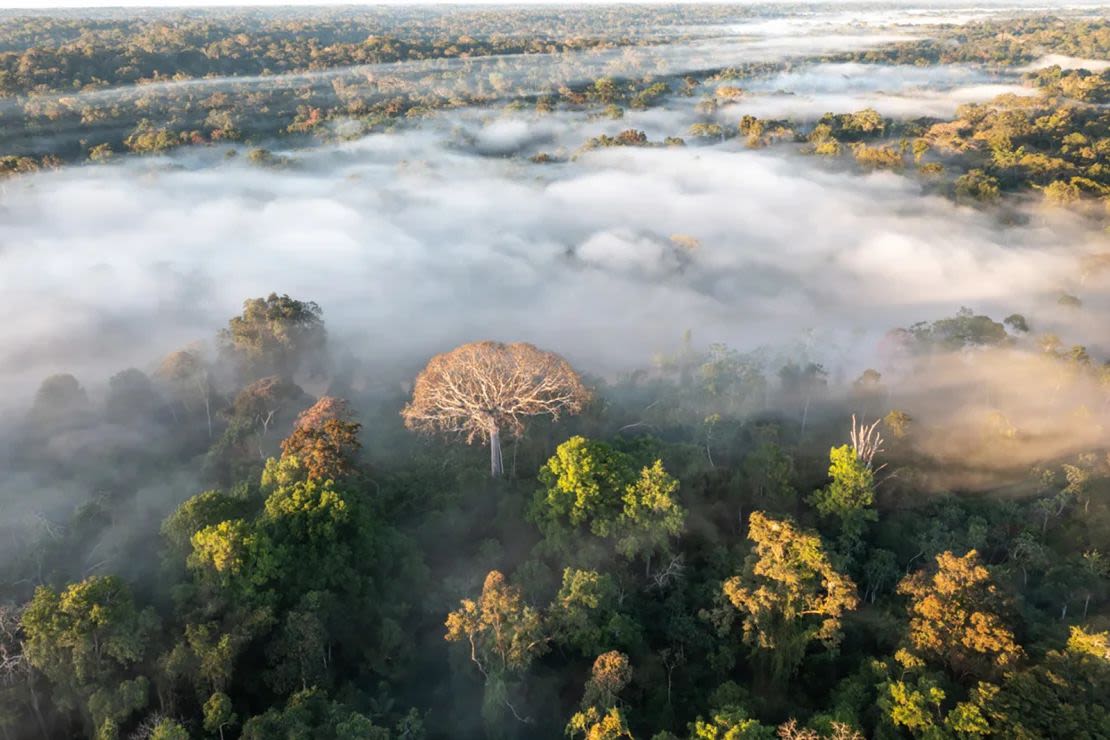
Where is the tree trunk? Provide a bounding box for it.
[490,427,504,478]
[29,681,49,740]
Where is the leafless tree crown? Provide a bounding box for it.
[401,341,589,445]
[850,414,884,467]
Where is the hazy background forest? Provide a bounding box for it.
[1,2,1110,739]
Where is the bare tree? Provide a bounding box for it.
[849,414,884,468]
[0,603,48,740]
[402,341,589,477]
[0,604,25,687]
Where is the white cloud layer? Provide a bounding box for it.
[1,115,1104,410]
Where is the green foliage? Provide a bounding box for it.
[203,691,238,737]
[218,293,326,380]
[976,627,1110,738]
[149,718,191,740]
[240,688,388,739]
[21,576,157,730]
[722,512,859,685]
[617,461,685,560]
[812,446,876,549]
[162,489,253,561]
[549,569,643,656]
[906,308,1010,352]
[740,436,796,512]
[689,706,775,739]
[535,436,685,562]
[537,436,636,534]
[566,706,633,739]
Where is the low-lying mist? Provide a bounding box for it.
[1,119,1102,405]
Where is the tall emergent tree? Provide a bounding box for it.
[218,294,326,381]
[401,341,589,477]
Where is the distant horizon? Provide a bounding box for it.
[2,0,1107,10]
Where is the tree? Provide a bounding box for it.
[534,437,685,564]
[187,519,273,602]
[565,707,633,740]
[809,446,877,533]
[203,691,237,740]
[279,397,362,482]
[809,418,882,557]
[252,476,376,606]
[104,368,158,425]
[1079,549,1109,618]
[909,308,1008,351]
[156,347,214,438]
[777,719,863,739]
[537,437,636,535]
[548,569,640,657]
[566,652,634,740]
[445,570,548,724]
[581,651,632,711]
[223,376,307,461]
[778,363,827,434]
[976,627,1110,738]
[402,341,589,476]
[27,373,90,433]
[723,512,858,685]
[218,293,326,381]
[264,595,331,695]
[240,688,387,740]
[147,717,190,740]
[740,434,795,513]
[954,169,1000,203]
[695,344,767,417]
[21,576,157,735]
[161,489,251,564]
[689,706,774,739]
[0,602,49,740]
[616,460,685,562]
[897,550,1023,679]
[883,410,912,440]
[861,548,900,604]
[877,653,989,740]
[1003,314,1030,334]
